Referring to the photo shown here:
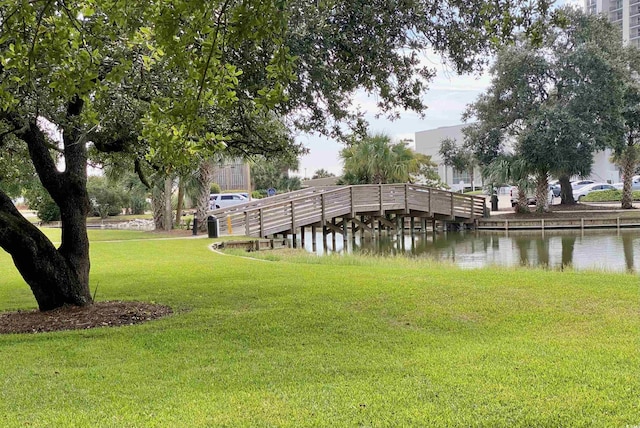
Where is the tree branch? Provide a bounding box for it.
[134,158,152,189]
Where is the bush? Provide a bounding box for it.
[129,195,148,215]
[581,189,640,202]
[23,185,60,222]
[36,198,61,222]
[87,176,126,218]
[210,183,222,194]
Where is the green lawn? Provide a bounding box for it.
[0,231,638,427]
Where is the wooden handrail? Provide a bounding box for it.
[209,184,485,236]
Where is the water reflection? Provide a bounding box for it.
[293,229,640,274]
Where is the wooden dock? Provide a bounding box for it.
[477,216,640,231]
[208,184,486,239]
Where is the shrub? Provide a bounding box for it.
[87,176,126,218]
[581,189,640,202]
[23,185,60,222]
[581,190,620,202]
[36,198,61,222]
[129,195,148,215]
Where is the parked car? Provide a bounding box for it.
[510,186,536,207]
[572,183,616,201]
[510,184,560,207]
[613,176,640,191]
[570,180,596,190]
[209,193,249,210]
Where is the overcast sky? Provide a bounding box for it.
[294,0,583,178]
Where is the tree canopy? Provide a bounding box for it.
[464,7,628,209]
[438,137,477,188]
[339,133,437,185]
[0,0,554,310]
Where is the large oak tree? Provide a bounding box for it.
[464,8,628,210]
[0,0,553,311]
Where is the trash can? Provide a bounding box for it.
[491,193,499,212]
[207,215,219,238]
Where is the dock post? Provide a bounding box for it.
[312,225,317,252]
[343,218,348,244]
[323,225,328,252]
[351,220,357,243]
[331,218,337,249]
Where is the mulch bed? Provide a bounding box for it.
[0,301,173,335]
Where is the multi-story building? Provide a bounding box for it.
[585,0,640,47]
[414,124,619,189]
[414,124,484,191]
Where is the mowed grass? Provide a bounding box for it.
[0,231,638,427]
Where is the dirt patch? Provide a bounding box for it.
[0,301,173,335]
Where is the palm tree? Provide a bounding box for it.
[312,169,335,179]
[611,143,640,209]
[339,133,428,184]
[482,155,533,213]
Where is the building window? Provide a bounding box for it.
[452,169,471,185]
[609,10,623,21]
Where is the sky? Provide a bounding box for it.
[294,0,583,178]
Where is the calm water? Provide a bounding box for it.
[293,229,640,274]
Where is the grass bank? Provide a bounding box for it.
[0,231,638,427]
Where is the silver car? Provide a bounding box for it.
[209,193,249,210]
[572,183,616,201]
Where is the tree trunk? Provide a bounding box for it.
[534,173,548,213]
[558,175,575,205]
[515,185,529,213]
[196,160,214,232]
[621,156,635,209]
[0,192,92,310]
[175,178,185,226]
[620,138,637,210]
[0,110,92,311]
[152,182,166,230]
[164,177,173,231]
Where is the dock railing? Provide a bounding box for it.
[209,184,486,237]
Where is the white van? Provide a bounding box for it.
[209,193,249,210]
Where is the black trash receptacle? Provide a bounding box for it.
[207,215,219,238]
[490,194,499,211]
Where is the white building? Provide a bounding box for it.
[414,124,620,189]
[586,0,640,47]
[414,124,484,191]
[583,0,640,182]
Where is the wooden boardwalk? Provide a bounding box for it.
[478,216,640,231]
[208,184,486,238]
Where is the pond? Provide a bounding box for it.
[293,229,640,274]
